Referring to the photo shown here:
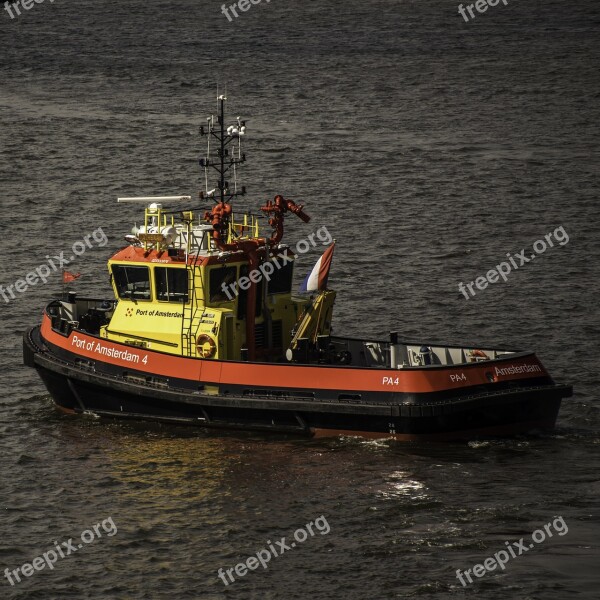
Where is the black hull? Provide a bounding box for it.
[25,329,570,442]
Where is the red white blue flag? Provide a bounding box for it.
[298,243,335,293]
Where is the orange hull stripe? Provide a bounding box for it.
[41,315,548,394]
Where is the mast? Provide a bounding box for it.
[200,95,310,362]
[199,95,247,210]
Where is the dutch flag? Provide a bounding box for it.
[298,242,335,293]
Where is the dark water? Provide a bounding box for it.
[1,0,599,598]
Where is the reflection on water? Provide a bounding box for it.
[376,470,428,501]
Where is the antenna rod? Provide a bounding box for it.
[219,95,226,204]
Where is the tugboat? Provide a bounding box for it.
[23,97,572,441]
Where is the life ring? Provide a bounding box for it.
[196,334,217,359]
[469,349,488,361]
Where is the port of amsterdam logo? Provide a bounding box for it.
[125,308,134,317]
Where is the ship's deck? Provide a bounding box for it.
[47,296,519,370]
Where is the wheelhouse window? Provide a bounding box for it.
[267,260,293,295]
[209,266,237,303]
[155,267,189,303]
[112,265,151,300]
